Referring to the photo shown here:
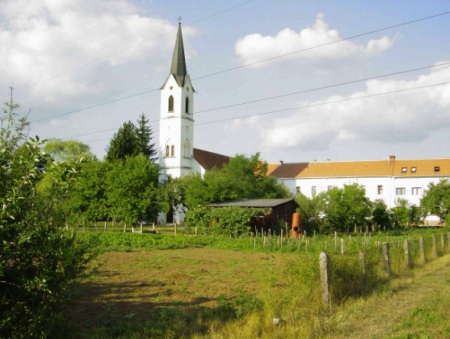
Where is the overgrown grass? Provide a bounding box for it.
[62,228,449,338]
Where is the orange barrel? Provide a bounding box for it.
[292,212,301,238]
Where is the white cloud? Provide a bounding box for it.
[259,62,450,151]
[235,13,396,68]
[0,0,196,102]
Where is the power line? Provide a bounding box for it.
[62,61,450,140]
[76,81,449,144]
[31,10,450,124]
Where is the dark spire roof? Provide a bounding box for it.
[170,23,187,87]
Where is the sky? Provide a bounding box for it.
[1,0,450,164]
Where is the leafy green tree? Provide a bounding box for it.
[0,91,95,337]
[390,198,411,228]
[314,184,372,233]
[372,199,391,230]
[421,179,450,222]
[105,121,139,162]
[106,154,159,226]
[294,192,320,234]
[69,159,110,224]
[43,138,95,163]
[179,153,289,207]
[136,113,157,163]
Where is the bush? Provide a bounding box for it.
[185,206,267,236]
[0,91,96,337]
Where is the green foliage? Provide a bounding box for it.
[372,199,391,230]
[106,115,157,163]
[136,113,157,163]
[179,153,289,208]
[43,138,95,163]
[185,206,267,236]
[106,154,159,225]
[106,121,139,162]
[421,179,450,222]
[0,91,96,337]
[311,184,372,233]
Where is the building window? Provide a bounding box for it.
[361,185,366,192]
[165,145,170,157]
[377,185,383,195]
[168,95,174,112]
[396,187,406,195]
[401,167,407,173]
[171,145,175,157]
[296,186,301,193]
[185,97,189,113]
[327,185,332,191]
[434,166,440,172]
[412,187,422,195]
[411,167,417,173]
[311,186,317,196]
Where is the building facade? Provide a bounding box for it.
[268,156,450,210]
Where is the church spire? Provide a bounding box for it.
[170,22,187,87]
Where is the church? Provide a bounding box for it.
[158,23,230,182]
[158,24,450,219]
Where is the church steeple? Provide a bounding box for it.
[170,23,187,87]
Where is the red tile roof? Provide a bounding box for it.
[268,158,450,178]
[193,148,230,171]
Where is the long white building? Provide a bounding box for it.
[267,155,450,209]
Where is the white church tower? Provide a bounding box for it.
[159,23,195,181]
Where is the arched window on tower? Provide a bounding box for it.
[165,145,170,157]
[168,95,174,112]
[171,145,175,157]
[185,97,189,114]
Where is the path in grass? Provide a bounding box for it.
[326,254,450,338]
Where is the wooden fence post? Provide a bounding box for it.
[359,251,366,292]
[432,234,438,258]
[404,239,411,269]
[341,238,344,255]
[319,252,330,306]
[419,236,426,264]
[441,234,445,254]
[382,242,390,278]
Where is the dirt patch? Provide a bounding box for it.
[66,248,289,330]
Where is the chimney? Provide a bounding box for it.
[279,160,284,165]
[389,155,396,161]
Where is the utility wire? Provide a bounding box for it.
[31,10,450,124]
[76,81,449,143]
[62,61,450,140]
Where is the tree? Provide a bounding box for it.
[313,184,372,233]
[43,138,95,163]
[106,154,160,226]
[372,199,391,230]
[0,90,95,336]
[105,121,139,162]
[136,113,157,163]
[180,153,289,207]
[421,179,450,222]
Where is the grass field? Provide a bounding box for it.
[57,229,450,338]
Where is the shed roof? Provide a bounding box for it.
[208,198,294,208]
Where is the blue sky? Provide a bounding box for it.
[1,0,449,163]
